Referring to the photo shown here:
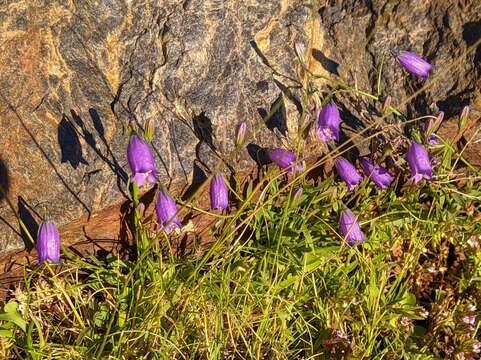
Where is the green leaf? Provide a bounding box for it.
[0,301,27,332]
[413,325,427,337]
[0,329,12,338]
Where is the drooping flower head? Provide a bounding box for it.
[397,51,433,80]
[339,209,365,246]
[335,157,363,190]
[155,188,181,234]
[360,158,394,189]
[267,148,303,175]
[317,102,341,141]
[37,221,61,263]
[127,135,158,187]
[406,141,433,184]
[210,173,229,210]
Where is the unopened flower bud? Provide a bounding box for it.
[235,122,247,147]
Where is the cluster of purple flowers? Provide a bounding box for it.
[127,137,231,235]
[35,51,436,261]
[326,51,435,246]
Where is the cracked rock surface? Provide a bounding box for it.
[0,0,480,253]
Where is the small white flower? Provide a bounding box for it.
[421,308,429,319]
[467,235,480,249]
[462,315,476,326]
[400,316,411,327]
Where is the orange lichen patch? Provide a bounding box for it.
[104,32,122,93]
[0,13,48,108]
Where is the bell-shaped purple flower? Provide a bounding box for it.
[360,158,394,189]
[127,135,158,187]
[406,141,433,184]
[317,102,341,141]
[335,157,363,190]
[339,209,365,246]
[210,173,229,210]
[37,222,61,263]
[397,51,433,80]
[155,189,181,234]
[267,148,303,175]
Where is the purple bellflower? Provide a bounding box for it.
[210,173,229,210]
[37,221,61,263]
[339,209,365,246]
[335,157,363,190]
[127,135,158,187]
[317,102,341,141]
[360,158,394,189]
[397,51,433,80]
[268,148,303,175]
[155,188,182,234]
[406,140,433,184]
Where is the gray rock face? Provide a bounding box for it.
[0,0,479,252]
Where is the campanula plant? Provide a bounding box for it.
[360,158,394,190]
[127,134,158,187]
[268,148,303,175]
[37,221,61,263]
[210,173,229,211]
[317,102,341,142]
[339,209,365,246]
[155,188,182,234]
[406,140,433,184]
[397,51,433,80]
[335,157,363,190]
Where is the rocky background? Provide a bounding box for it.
[0,0,480,253]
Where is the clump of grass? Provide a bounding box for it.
[1,150,480,358]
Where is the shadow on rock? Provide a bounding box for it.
[0,159,9,202]
[338,103,365,131]
[17,197,39,250]
[258,94,288,136]
[312,49,340,75]
[182,161,208,201]
[60,109,128,198]
[193,111,216,150]
[273,79,303,115]
[87,109,128,185]
[58,116,89,169]
[436,92,471,119]
[247,143,271,166]
[463,20,481,65]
